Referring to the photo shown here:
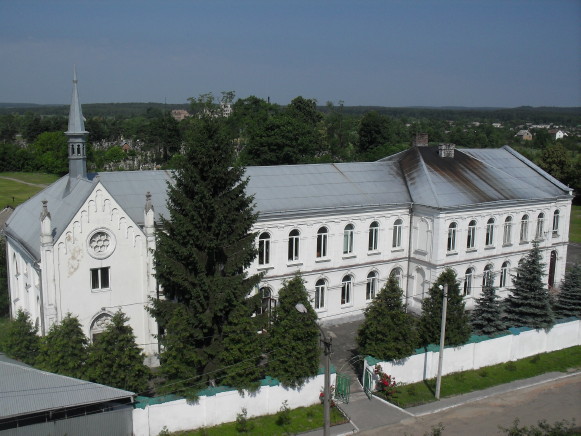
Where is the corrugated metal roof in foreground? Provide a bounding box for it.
[0,360,134,420]
[245,161,411,215]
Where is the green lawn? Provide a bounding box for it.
[377,346,581,408]
[0,172,59,209]
[570,205,581,244]
[167,403,347,435]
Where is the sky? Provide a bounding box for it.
[1,0,580,107]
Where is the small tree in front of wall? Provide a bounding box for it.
[471,278,506,336]
[504,241,554,329]
[418,268,471,347]
[357,275,418,360]
[2,309,40,365]
[553,264,581,319]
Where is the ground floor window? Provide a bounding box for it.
[91,267,110,290]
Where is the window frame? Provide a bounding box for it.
[316,227,328,258]
[485,218,495,247]
[341,275,353,305]
[447,222,457,252]
[463,268,474,296]
[503,216,513,245]
[90,267,110,290]
[368,221,379,251]
[536,213,545,239]
[500,261,509,288]
[520,215,529,242]
[467,220,476,249]
[343,224,354,255]
[314,279,326,310]
[392,219,403,248]
[390,267,403,289]
[288,229,300,262]
[258,232,271,265]
[482,264,493,288]
[552,210,560,237]
[366,271,378,300]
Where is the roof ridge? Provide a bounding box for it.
[412,146,441,208]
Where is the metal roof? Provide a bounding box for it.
[0,359,133,420]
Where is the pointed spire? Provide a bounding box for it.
[66,66,87,135]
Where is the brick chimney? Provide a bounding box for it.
[412,133,428,147]
[438,143,455,158]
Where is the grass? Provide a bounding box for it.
[0,172,59,209]
[377,345,581,408]
[165,403,347,435]
[570,205,581,244]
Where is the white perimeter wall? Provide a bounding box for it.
[363,319,581,386]
[133,373,335,436]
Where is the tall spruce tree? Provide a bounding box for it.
[553,264,581,319]
[150,94,261,393]
[471,278,506,336]
[36,313,88,379]
[268,275,320,388]
[418,269,471,347]
[85,311,149,393]
[504,242,554,329]
[2,309,39,365]
[357,275,418,360]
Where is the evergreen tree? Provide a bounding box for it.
[85,311,149,393]
[553,264,581,319]
[268,275,320,388]
[36,313,88,379]
[357,275,418,360]
[471,278,506,336]
[219,299,265,391]
[418,269,471,347]
[150,93,261,391]
[504,242,554,329]
[2,309,40,365]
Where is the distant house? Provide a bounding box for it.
[0,353,134,435]
[515,130,533,141]
[548,129,567,140]
[492,123,502,128]
[170,109,190,121]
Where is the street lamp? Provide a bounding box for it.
[435,283,448,400]
[295,303,332,436]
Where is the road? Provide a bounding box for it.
[359,373,581,436]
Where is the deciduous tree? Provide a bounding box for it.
[2,310,40,365]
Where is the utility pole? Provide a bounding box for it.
[435,283,448,400]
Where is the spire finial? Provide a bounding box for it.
[73,65,78,83]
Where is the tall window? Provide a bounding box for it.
[315,279,326,309]
[390,267,403,289]
[316,227,328,258]
[482,264,493,288]
[447,222,457,252]
[91,267,110,290]
[368,221,379,251]
[467,220,476,249]
[392,219,403,248]
[90,313,112,343]
[520,215,529,242]
[463,268,474,296]
[258,232,270,265]
[259,287,277,317]
[500,261,509,288]
[366,271,378,300]
[503,216,512,245]
[288,229,300,261]
[343,224,354,254]
[552,210,560,237]
[536,213,545,239]
[485,218,495,246]
[341,275,352,305]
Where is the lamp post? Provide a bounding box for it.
[435,283,448,400]
[296,303,331,436]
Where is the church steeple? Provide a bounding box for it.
[65,66,88,181]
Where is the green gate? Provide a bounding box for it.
[335,373,351,404]
[363,367,374,399]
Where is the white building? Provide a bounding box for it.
[4,74,573,363]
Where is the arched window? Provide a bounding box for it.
[258,232,270,265]
[520,215,529,242]
[390,267,403,289]
[368,221,379,251]
[548,251,557,288]
[343,224,354,254]
[288,229,300,262]
[415,267,425,298]
[500,261,510,288]
[341,275,353,305]
[316,227,328,258]
[90,313,112,343]
[315,279,326,309]
[392,219,403,248]
[259,286,277,318]
[536,213,545,239]
[467,220,476,249]
[485,218,495,246]
[503,216,513,245]
[464,268,474,296]
[552,210,560,237]
[13,254,19,276]
[482,264,493,288]
[447,222,457,252]
[366,271,378,300]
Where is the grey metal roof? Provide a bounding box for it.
[65,68,87,135]
[0,359,133,419]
